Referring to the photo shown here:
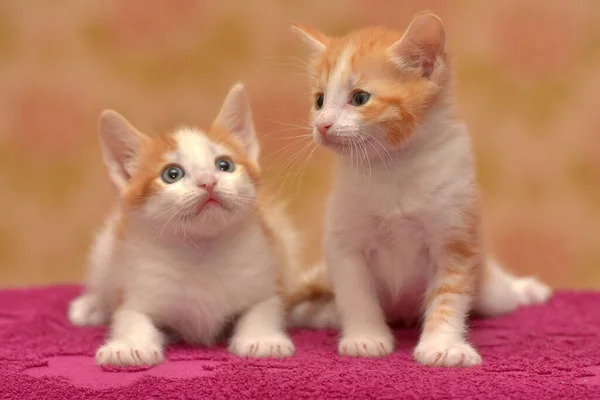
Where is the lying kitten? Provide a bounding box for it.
[291,12,552,366]
[68,83,298,366]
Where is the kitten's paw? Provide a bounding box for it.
[229,334,295,358]
[512,277,552,306]
[338,332,395,358]
[414,337,481,367]
[68,294,109,326]
[96,340,164,367]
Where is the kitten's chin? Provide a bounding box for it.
[315,134,366,157]
[181,209,244,238]
[321,142,349,156]
[192,198,224,217]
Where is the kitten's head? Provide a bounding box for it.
[99,83,261,239]
[292,12,450,156]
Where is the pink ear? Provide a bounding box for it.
[98,110,148,191]
[389,12,446,78]
[213,82,260,164]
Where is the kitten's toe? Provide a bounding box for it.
[229,334,295,358]
[414,337,481,367]
[512,277,552,306]
[96,340,164,367]
[68,294,109,326]
[338,331,394,358]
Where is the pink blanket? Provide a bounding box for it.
[0,286,598,399]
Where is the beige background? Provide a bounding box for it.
[1,0,600,289]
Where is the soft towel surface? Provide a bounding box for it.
[0,286,599,399]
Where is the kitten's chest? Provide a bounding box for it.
[367,209,430,271]
[365,212,432,322]
[123,238,275,343]
[353,180,436,316]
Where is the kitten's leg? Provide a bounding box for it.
[229,296,295,358]
[96,308,165,367]
[414,243,482,367]
[68,293,110,326]
[68,218,118,326]
[474,259,552,317]
[331,252,394,358]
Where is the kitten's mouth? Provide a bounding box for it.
[194,196,224,215]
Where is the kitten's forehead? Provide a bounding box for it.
[324,44,355,97]
[172,128,216,162]
[316,27,402,90]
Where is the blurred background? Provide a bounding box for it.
[1,0,599,289]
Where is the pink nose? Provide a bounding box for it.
[317,123,332,136]
[197,175,217,192]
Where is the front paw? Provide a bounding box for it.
[229,334,295,358]
[68,294,109,326]
[414,337,481,367]
[512,277,552,306]
[96,340,164,367]
[338,331,394,358]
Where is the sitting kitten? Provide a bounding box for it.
[68,83,298,366]
[291,12,552,366]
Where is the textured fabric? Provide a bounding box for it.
[0,286,599,399]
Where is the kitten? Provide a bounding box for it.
[68,83,299,366]
[291,12,552,367]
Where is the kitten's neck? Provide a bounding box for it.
[123,210,263,255]
[399,98,460,153]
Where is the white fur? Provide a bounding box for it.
[69,95,297,366]
[308,46,552,366]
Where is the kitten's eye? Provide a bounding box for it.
[161,165,185,184]
[351,91,371,106]
[215,157,235,173]
[315,93,324,110]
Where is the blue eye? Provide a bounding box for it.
[215,157,235,173]
[161,165,185,184]
[351,91,371,106]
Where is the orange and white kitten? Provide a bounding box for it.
[291,12,552,367]
[68,83,298,366]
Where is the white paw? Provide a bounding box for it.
[512,277,552,306]
[68,294,109,326]
[414,337,481,367]
[229,334,295,358]
[96,340,164,367]
[338,332,395,358]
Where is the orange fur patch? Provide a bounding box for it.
[123,133,177,209]
[421,207,482,333]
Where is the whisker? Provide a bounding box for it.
[275,140,315,198]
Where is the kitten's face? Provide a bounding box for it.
[99,83,261,239]
[293,13,449,158]
[124,128,259,238]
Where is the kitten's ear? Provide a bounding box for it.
[388,12,446,78]
[291,23,330,55]
[213,82,260,164]
[98,110,148,191]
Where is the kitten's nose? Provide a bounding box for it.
[197,175,217,192]
[317,123,332,136]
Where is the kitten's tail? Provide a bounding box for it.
[284,261,340,329]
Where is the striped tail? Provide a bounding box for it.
[284,261,340,329]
